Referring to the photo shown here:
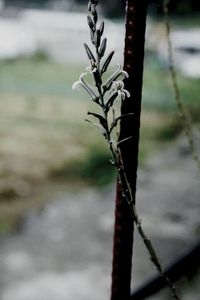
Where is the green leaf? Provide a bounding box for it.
[101,51,114,74]
[99,38,107,58]
[88,2,92,12]
[87,15,95,31]
[94,30,101,48]
[90,29,95,44]
[91,6,98,24]
[80,75,99,102]
[87,112,107,130]
[110,113,134,133]
[102,67,123,92]
[105,92,118,113]
[85,119,107,137]
[99,21,104,36]
[84,43,96,62]
[117,136,133,147]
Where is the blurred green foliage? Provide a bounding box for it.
[50,147,115,186]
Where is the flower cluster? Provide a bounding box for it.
[111,80,131,100]
[73,0,131,145]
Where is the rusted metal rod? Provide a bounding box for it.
[111,1,147,300]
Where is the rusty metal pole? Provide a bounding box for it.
[111,1,147,300]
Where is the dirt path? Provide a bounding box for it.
[0,140,199,300]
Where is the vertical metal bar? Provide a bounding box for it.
[111,1,147,299]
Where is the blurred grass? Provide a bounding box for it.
[169,14,200,28]
[0,52,199,233]
[0,54,199,182]
[143,54,200,111]
[51,147,115,187]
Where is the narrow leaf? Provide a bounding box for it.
[99,38,107,58]
[90,29,95,44]
[101,51,114,74]
[85,119,106,137]
[117,136,133,147]
[105,92,118,113]
[84,43,96,62]
[80,76,99,102]
[110,113,134,133]
[99,21,104,36]
[94,30,101,48]
[87,112,107,129]
[102,66,122,92]
[91,7,98,24]
[87,15,95,31]
[88,2,92,12]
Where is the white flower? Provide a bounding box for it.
[102,65,129,92]
[86,61,98,73]
[116,65,129,79]
[72,72,99,102]
[114,64,129,79]
[111,80,131,100]
[72,81,82,91]
[72,72,87,91]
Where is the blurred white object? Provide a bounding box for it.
[21,9,124,64]
[0,9,124,64]
[157,29,200,78]
[0,19,37,59]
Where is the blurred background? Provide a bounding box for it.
[0,0,199,299]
